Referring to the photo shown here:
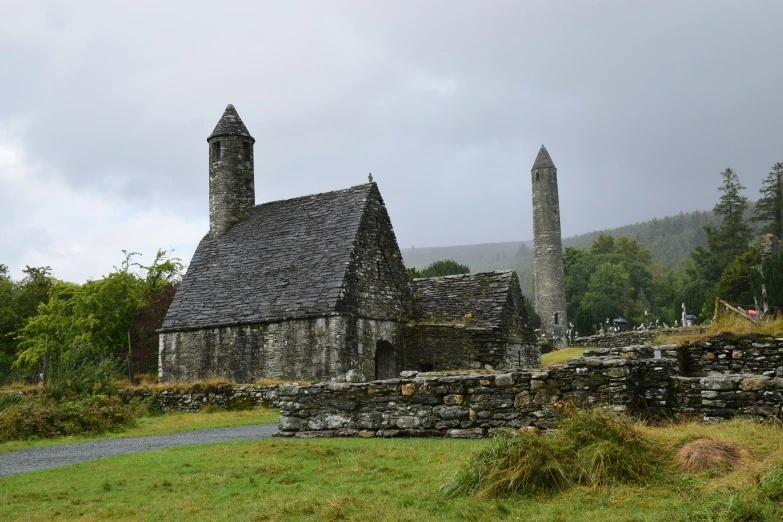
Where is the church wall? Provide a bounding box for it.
[338,184,411,321]
[403,324,540,372]
[159,316,405,383]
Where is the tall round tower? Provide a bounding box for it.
[531,145,568,346]
[207,104,255,238]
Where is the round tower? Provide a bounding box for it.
[207,104,255,238]
[531,145,568,346]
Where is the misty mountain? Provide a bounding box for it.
[400,207,756,300]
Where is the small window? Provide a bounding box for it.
[554,312,559,325]
[357,343,363,355]
[553,171,557,181]
[535,172,539,181]
[243,142,251,162]
[215,141,221,162]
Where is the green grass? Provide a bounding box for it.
[541,347,589,366]
[3,418,783,521]
[0,408,279,455]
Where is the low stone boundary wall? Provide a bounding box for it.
[277,356,675,438]
[670,374,783,421]
[119,383,282,412]
[277,335,783,437]
[571,327,703,348]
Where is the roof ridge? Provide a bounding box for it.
[251,183,374,211]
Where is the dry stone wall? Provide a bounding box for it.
[276,335,783,437]
[119,383,282,412]
[571,328,703,348]
[277,356,675,438]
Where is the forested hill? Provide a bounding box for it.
[401,207,739,276]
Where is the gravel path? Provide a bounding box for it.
[0,424,279,477]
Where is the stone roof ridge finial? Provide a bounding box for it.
[208,104,255,142]
[532,144,556,170]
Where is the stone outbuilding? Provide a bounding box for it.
[404,271,539,371]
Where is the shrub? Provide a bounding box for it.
[441,407,666,498]
[0,395,136,442]
[0,393,25,412]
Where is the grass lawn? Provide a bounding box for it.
[541,347,589,366]
[0,408,279,455]
[2,418,782,521]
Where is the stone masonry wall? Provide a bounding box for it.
[277,356,674,438]
[277,335,783,437]
[571,327,704,348]
[119,383,282,412]
[159,316,404,383]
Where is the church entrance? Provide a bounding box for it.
[375,340,397,380]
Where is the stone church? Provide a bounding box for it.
[159,105,539,383]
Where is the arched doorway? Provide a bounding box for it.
[375,340,397,380]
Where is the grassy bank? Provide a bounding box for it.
[0,408,279,455]
[3,418,783,521]
[541,347,588,366]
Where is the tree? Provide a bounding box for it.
[581,263,633,320]
[13,250,183,385]
[408,259,471,281]
[752,162,783,238]
[689,168,752,292]
[711,249,761,307]
[590,234,615,255]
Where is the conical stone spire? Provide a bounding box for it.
[532,145,556,170]
[208,104,254,142]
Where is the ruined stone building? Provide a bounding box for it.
[159,105,539,383]
[405,271,539,371]
[531,145,568,346]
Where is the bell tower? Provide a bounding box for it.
[207,104,255,238]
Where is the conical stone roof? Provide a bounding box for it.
[208,104,254,142]
[532,145,556,170]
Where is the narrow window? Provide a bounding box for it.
[554,312,559,325]
[535,172,539,181]
[553,171,557,181]
[215,141,221,162]
[243,142,251,162]
[357,343,363,355]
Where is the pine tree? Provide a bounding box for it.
[752,162,783,238]
[697,168,753,283]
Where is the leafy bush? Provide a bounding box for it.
[0,395,136,442]
[441,407,666,498]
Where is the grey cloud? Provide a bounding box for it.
[1,0,782,259]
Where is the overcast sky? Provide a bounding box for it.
[1,1,781,282]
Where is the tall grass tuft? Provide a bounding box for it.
[441,407,667,498]
[688,465,783,521]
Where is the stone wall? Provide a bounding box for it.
[277,356,674,438]
[276,335,783,438]
[584,336,783,377]
[159,317,404,383]
[403,324,539,372]
[119,383,282,412]
[571,327,704,348]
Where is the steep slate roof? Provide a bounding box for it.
[532,145,556,170]
[161,183,377,330]
[409,271,518,329]
[208,104,254,142]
